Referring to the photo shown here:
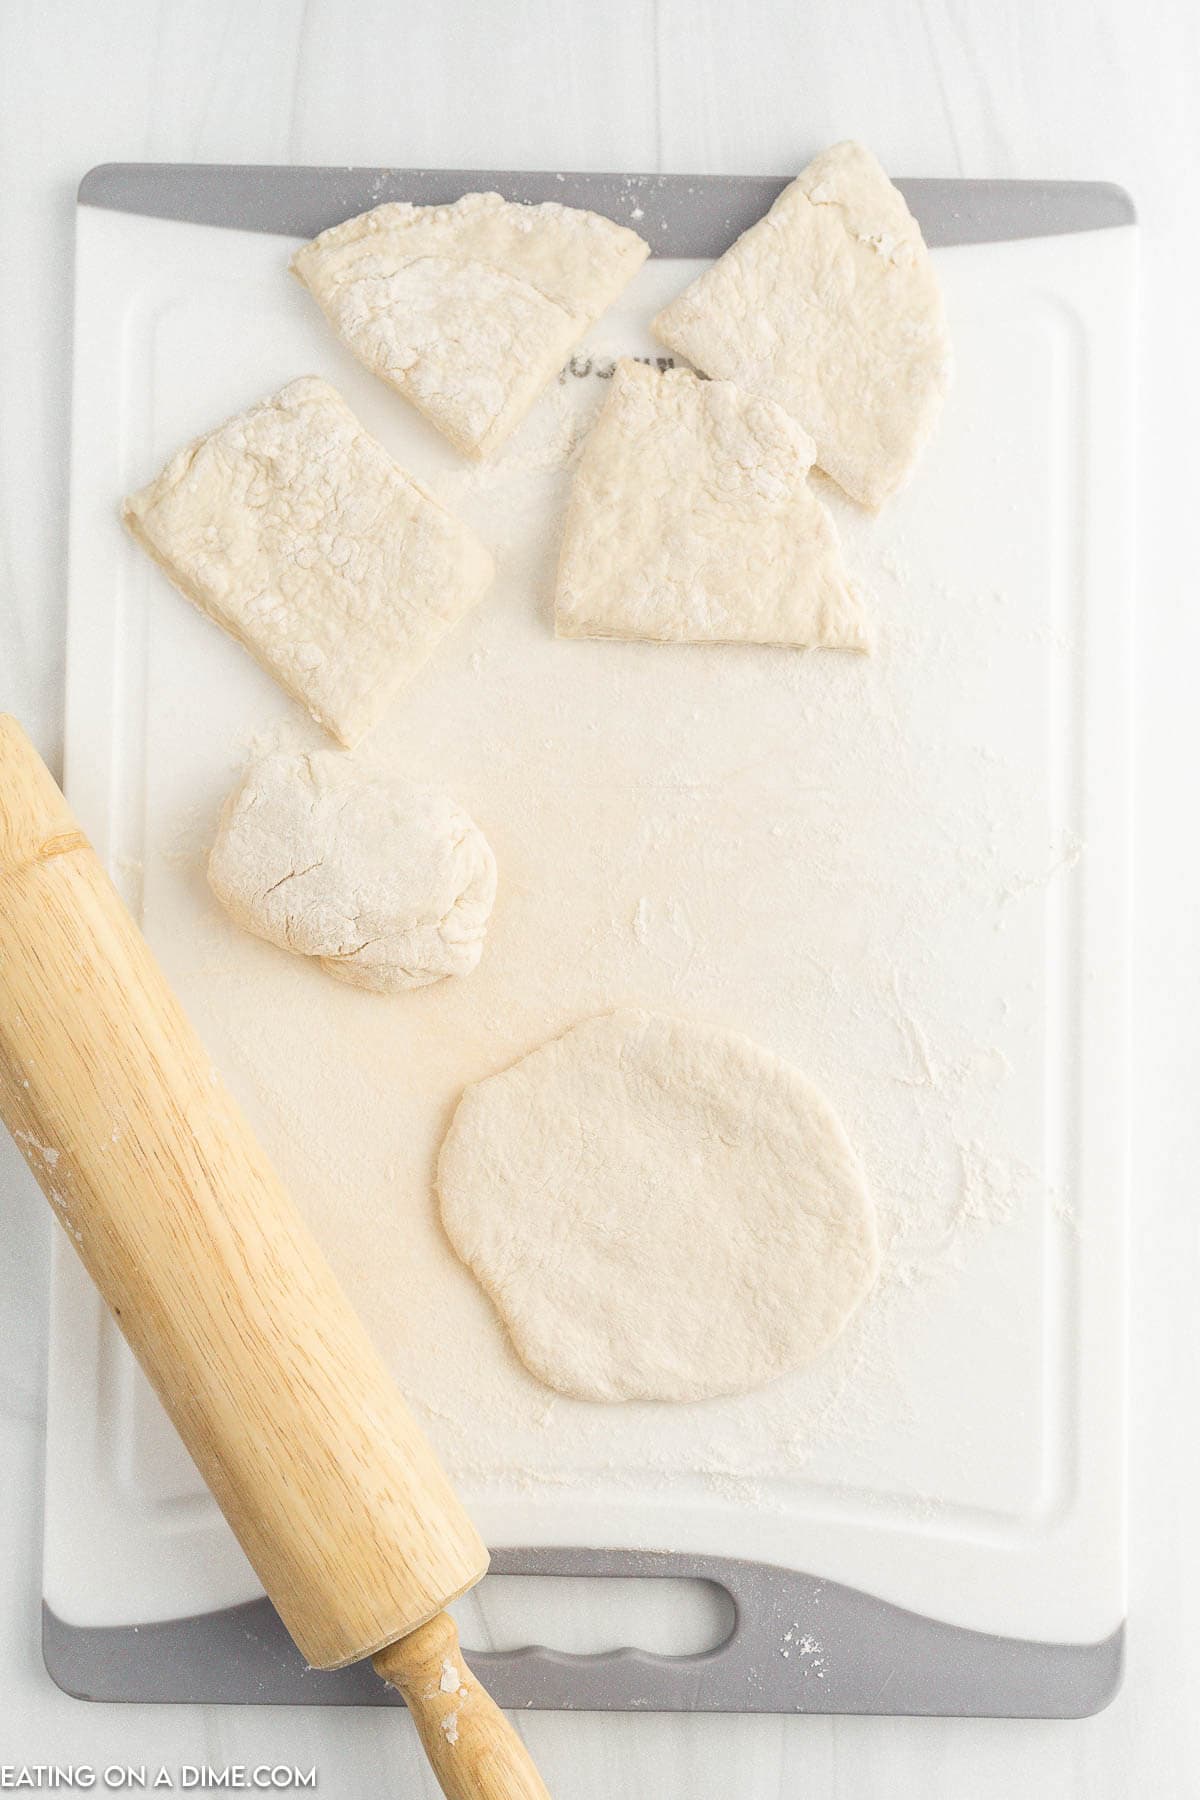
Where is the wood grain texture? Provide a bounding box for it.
[376,1613,551,1800]
[0,716,488,1670]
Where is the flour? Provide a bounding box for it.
[15,1129,61,1170]
[781,1626,827,1670]
[147,306,1079,1515]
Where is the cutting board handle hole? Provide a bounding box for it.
[450,1574,736,1658]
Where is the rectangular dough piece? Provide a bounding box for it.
[122,376,494,747]
[290,193,650,460]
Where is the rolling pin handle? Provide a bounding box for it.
[374,1612,550,1800]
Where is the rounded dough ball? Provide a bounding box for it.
[208,749,496,993]
[437,1009,879,1403]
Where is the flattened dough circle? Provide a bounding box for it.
[438,1009,880,1403]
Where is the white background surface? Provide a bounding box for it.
[0,3,1195,1796]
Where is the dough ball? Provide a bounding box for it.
[437,1009,879,1402]
[208,749,496,993]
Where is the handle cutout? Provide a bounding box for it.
[450,1573,735,1658]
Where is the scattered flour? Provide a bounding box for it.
[15,1129,61,1170]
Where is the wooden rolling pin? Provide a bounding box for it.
[0,717,549,1800]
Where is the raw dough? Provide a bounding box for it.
[555,358,871,651]
[437,1009,879,1403]
[123,376,494,747]
[208,748,496,993]
[652,141,950,509]
[290,193,649,459]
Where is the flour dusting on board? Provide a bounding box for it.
[145,286,1079,1519]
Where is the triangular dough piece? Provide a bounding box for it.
[291,193,649,459]
[652,141,950,508]
[555,359,871,653]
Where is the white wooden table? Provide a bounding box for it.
[1,2,1197,1793]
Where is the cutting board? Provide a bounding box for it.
[42,163,1135,1716]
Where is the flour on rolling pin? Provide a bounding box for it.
[146,347,1079,1506]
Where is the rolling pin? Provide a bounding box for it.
[0,717,550,1800]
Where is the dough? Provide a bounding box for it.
[438,1010,879,1403]
[208,748,496,993]
[290,193,649,459]
[652,142,950,508]
[555,359,870,651]
[123,376,494,747]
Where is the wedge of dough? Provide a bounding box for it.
[555,359,870,652]
[438,1009,880,1404]
[290,193,650,459]
[122,377,494,747]
[208,748,496,993]
[652,141,950,508]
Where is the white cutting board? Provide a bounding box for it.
[46,177,1134,1679]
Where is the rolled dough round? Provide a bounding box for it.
[437,1009,879,1403]
[208,749,496,993]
